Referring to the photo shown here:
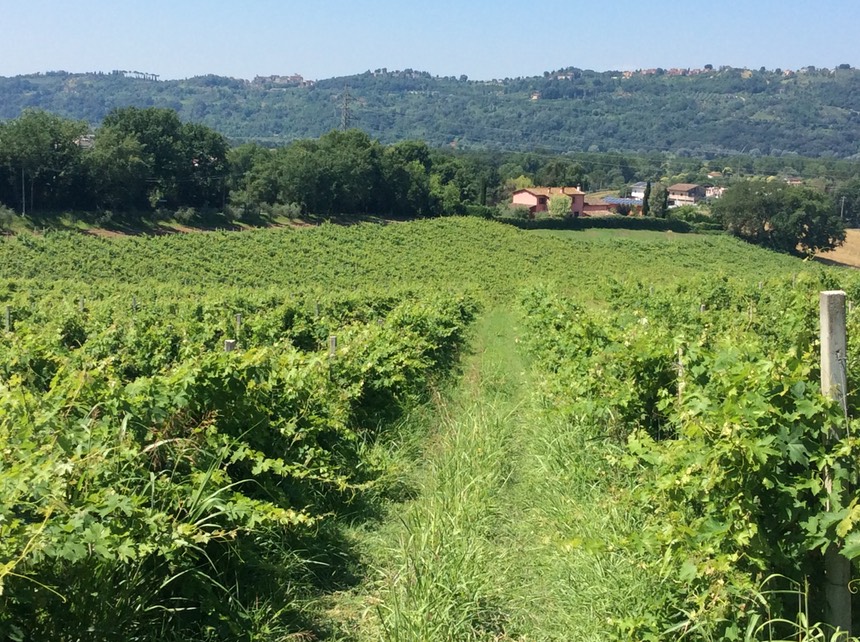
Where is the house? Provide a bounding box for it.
[630,182,649,199]
[667,183,705,206]
[705,185,725,199]
[512,186,585,217]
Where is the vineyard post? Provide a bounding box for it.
[329,335,337,359]
[820,290,852,637]
[224,339,237,352]
[79,297,85,312]
[235,313,242,337]
[132,296,137,312]
[4,305,10,332]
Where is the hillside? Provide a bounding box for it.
[2,66,860,157]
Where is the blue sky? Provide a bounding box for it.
[2,0,857,80]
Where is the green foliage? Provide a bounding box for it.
[547,194,572,218]
[649,183,669,218]
[713,180,845,255]
[0,217,850,639]
[0,278,476,639]
[0,110,89,213]
[835,179,860,226]
[642,181,652,217]
[3,67,860,158]
[519,273,860,639]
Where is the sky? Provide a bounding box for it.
[1,0,858,81]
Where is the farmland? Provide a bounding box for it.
[2,218,860,640]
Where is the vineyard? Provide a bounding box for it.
[2,218,860,640]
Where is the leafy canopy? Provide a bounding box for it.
[712,179,845,255]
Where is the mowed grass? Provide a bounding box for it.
[816,228,860,269]
[322,308,649,641]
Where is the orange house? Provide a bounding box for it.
[512,186,585,217]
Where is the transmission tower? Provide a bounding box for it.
[340,85,352,130]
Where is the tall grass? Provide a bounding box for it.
[328,310,650,640]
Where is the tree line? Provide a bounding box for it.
[1,107,859,247]
[0,107,592,223]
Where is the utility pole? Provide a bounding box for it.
[841,196,846,222]
[340,85,352,130]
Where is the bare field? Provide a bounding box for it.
[816,229,860,269]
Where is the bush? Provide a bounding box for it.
[495,204,531,220]
[0,204,17,231]
[501,215,692,233]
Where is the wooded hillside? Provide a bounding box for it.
[2,65,859,158]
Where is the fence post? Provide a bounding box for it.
[820,290,852,638]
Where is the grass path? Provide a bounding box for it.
[324,308,647,640]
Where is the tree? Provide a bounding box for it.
[548,194,572,218]
[0,110,88,214]
[98,107,228,212]
[642,181,652,216]
[834,179,860,227]
[85,127,150,211]
[712,180,844,255]
[649,184,669,218]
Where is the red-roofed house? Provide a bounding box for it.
[512,186,585,217]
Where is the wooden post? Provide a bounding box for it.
[315,302,320,318]
[79,297,85,312]
[328,335,337,359]
[4,305,10,332]
[820,290,852,638]
[132,296,137,312]
[235,313,242,336]
[224,339,237,352]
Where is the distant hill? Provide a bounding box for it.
[1,66,859,158]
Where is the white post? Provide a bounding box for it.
[224,339,237,352]
[820,290,852,638]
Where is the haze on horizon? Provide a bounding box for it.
[2,0,857,82]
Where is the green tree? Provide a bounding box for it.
[712,180,844,255]
[98,107,228,212]
[649,184,669,218]
[834,179,860,227]
[642,181,652,216]
[85,128,149,211]
[0,110,88,214]
[548,194,572,218]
